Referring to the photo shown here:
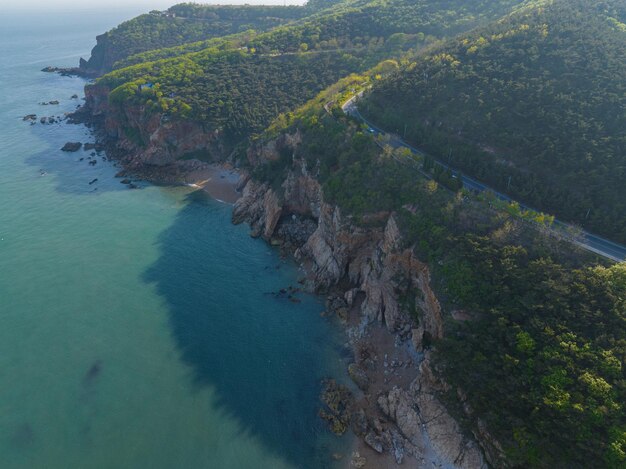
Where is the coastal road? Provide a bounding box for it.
[342,96,626,263]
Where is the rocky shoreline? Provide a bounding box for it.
[226,128,512,467]
[232,169,490,468]
[66,103,238,196]
[41,65,99,79]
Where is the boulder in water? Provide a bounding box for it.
[61,142,82,152]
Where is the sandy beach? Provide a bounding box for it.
[185,164,241,204]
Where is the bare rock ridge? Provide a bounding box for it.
[232,134,495,468]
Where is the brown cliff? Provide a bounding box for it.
[80,84,225,181]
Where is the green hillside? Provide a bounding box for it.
[99,49,366,148]
[362,0,626,242]
[89,0,528,154]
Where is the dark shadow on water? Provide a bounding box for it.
[143,190,346,468]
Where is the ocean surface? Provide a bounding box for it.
[0,10,351,468]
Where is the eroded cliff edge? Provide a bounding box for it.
[76,83,225,184]
[232,134,504,468]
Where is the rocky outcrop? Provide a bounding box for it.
[282,156,321,217]
[233,137,496,468]
[79,84,224,177]
[412,354,486,469]
[61,142,82,152]
[42,66,97,78]
[79,32,114,76]
[232,180,282,239]
[298,201,377,290]
[377,387,421,444]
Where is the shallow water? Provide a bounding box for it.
[0,10,350,468]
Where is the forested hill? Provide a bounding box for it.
[89,0,529,153]
[70,1,626,467]
[361,0,626,243]
[81,0,529,75]
[80,3,312,74]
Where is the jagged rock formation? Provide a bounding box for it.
[232,135,493,468]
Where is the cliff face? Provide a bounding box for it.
[232,136,491,468]
[80,33,112,75]
[233,136,444,340]
[83,85,224,176]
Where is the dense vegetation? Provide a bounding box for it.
[100,49,365,146]
[251,69,626,467]
[91,0,532,155]
[436,236,626,468]
[87,0,528,74]
[362,0,626,242]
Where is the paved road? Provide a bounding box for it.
[342,96,626,262]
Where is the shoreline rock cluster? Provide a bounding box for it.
[41,65,98,78]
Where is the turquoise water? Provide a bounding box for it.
[0,11,350,468]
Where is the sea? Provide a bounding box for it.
[0,9,351,468]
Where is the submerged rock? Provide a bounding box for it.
[350,451,366,468]
[83,360,102,386]
[319,379,353,435]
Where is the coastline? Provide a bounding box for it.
[68,75,487,469]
